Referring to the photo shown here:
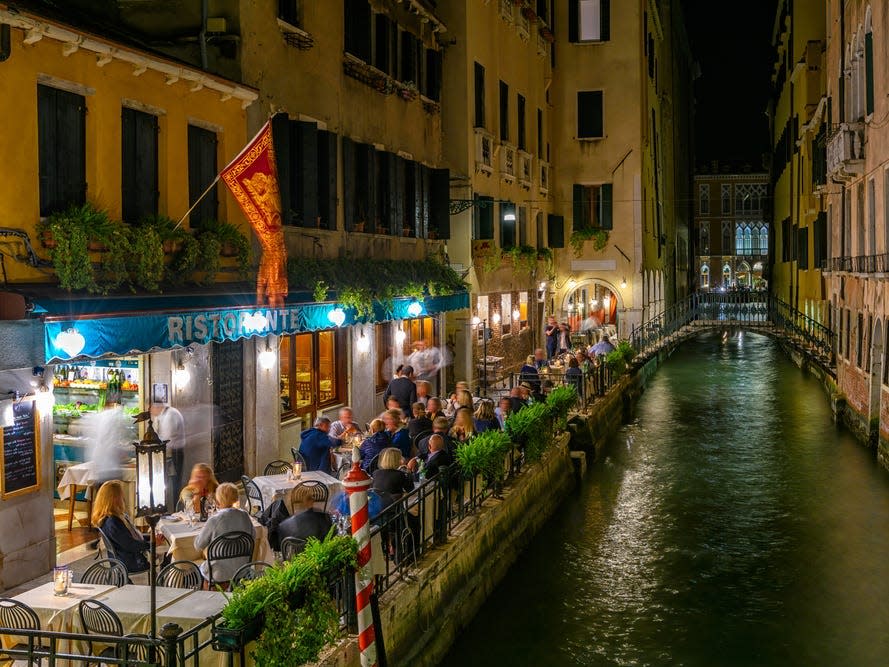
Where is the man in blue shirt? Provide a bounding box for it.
[298,417,336,475]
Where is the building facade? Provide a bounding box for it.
[693,167,770,291]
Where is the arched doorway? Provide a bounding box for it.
[722,263,732,289]
[870,319,883,440]
[737,261,752,288]
[700,264,710,289]
[560,279,623,334]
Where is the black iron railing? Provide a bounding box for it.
[506,366,615,409]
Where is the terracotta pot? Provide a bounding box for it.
[87,240,107,252]
[163,239,182,254]
[39,230,56,249]
[220,241,240,257]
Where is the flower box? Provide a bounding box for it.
[211,616,263,652]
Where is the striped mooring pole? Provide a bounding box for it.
[343,447,378,667]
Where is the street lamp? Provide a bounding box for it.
[471,316,490,397]
[134,420,167,643]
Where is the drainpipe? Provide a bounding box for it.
[199,0,208,70]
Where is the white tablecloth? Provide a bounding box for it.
[251,471,343,513]
[158,515,272,564]
[90,585,193,634]
[139,591,229,667]
[56,462,137,500]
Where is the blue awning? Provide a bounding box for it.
[43,291,469,362]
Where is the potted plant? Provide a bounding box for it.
[168,233,200,285]
[131,223,165,291]
[569,228,610,257]
[201,219,252,279]
[196,232,222,285]
[545,385,578,433]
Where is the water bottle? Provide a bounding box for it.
[199,495,208,522]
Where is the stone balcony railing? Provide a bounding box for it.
[826,122,865,181]
[828,253,889,274]
[284,226,445,262]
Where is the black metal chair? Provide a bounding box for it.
[335,458,351,479]
[80,558,129,587]
[0,598,46,664]
[96,525,119,560]
[205,531,255,588]
[367,454,381,474]
[295,479,329,505]
[264,459,292,476]
[229,561,272,590]
[240,475,264,515]
[156,560,202,590]
[79,598,124,662]
[290,448,307,467]
[412,430,433,458]
[280,536,307,561]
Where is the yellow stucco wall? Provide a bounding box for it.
[0,23,251,284]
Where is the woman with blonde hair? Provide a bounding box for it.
[180,463,219,513]
[194,482,254,584]
[473,399,500,433]
[450,406,475,443]
[92,480,152,574]
[372,447,413,498]
[456,389,474,410]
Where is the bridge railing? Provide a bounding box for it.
[630,291,834,362]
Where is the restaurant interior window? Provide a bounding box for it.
[375,322,393,392]
[519,291,529,328]
[400,316,440,390]
[476,295,489,342]
[280,330,344,420]
[501,293,512,336]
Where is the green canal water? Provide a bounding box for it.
[442,332,889,666]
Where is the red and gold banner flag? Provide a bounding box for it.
[220,121,288,307]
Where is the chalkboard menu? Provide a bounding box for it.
[1,400,39,499]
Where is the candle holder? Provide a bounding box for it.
[53,566,71,596]
[292,461,303,479]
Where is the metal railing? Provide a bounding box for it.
[829,253,889,273]
[629,291,833,362]
[506,366,615,409]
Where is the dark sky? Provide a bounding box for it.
[683,0,777,168]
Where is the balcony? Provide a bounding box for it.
[499,0,514,22]
[474,128,495,175]
[499,142,517,183]
[536,28,548,56]
[539,160,550,195]
[826,122,865,181]
[829,254,889,273]
[516,12,531,41]
[518,150,533,189]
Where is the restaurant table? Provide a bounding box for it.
[56,462,137,530]
[136,590,230,667]
[158,514,272,564]
[251,470,343,513]
[4,582,116,665]
[90,585,193,635]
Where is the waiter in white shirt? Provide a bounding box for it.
[150,402,186,509]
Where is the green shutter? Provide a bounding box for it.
[600,0,610,41]
[547,214,565,248]
[568,0,578,42]
[599,183,613,229]
[573,183,585,230]
[479,195,494,239]
[866,31,874,116]
[342,136,356,231]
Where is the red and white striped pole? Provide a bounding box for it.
[343,447,377,667]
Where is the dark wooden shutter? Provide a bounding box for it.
[374,14,390,74]
[500,202,516,249]
[342,136,356,231]
[517,94,526,151]
[547,214,565,248]
[865,31,874,116]
[393,155,405,235]
[499,80,509,141]
[600,0,610,41]
[474,62,485,128]
[387,152,399,233]
[278,0,298,25]
[430,168,450,239]
[345,0,371,61]
[599,183,613,229]
[568,0,578,42]
[537,108,543,157]
[121,107,158,224]
[577,91,603,138]
[317,130,337,230]
[400,31,417,83]
[295,121,318,228]
[573,184,586,230]
[188,125,218,228]
[38,85,86,216]
[478,195,494,239]
[426,49,442,102]
[356,143,373,229]
[419,166,430,238]
[272,113,293,225]
[365,144,377,232]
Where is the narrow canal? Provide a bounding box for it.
[443,332,889,666]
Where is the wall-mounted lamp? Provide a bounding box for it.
[258,340,276,370]
[538,281,547,291]
[471,315,481,326]
[491,312,501,324]
[512,308,521,321]
[172,360,190,390]
[620,277,628,289]
[356,331,370,353]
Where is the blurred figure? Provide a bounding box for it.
[150,402,186,510]
[360,419,390,470]
[544,316,559,359]
[299,417,337,475]
[329,407,359,442]
[415,380,431,407]
[277,484,333,555]
[180,463,219,514]
[408,340,439,382]
[495,396,511,429]
[473,399,500,433]
[82,406,131,486]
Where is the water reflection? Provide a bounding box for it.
[443,332,889,667]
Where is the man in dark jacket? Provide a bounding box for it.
[298,417,336,474]
[414,416,454,461]
[277,485,333,556]
[383,365,417,413]
[424,434,452,479]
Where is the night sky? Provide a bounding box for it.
[683,0,777,168]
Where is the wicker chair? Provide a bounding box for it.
[290,448,307,467]
[294,480,329,504]
[79,599,151,662]
[263,459,293,476]
[280,536,307,561]
[229,561,272,590]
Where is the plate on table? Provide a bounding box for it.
[162,514,181,522]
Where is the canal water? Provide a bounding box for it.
[443,332,889,667]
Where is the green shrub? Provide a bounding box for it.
[505,402,552,462]
[546,385,578,430]
[455,430,513,482]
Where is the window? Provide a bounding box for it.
[474,62,485,128]
[537,108,543,157]
[474,195,494,239]
[501,293,512,336]
[275,118,337,229]
[845,309,851,360]
[501,201,517,249]
[121,107,159,224]
[519,291,529,327]
[865,23,874,116]
[868,177,876,255]
[37,84,86,216]
[344,0,371,62]
[517,94,526,151]
[699,184,710,215]
[374,14,393,75]
[797,227,809,269]
[547,214,565,248]
[722,221,732,254]
[476,295,489,342]
[734,183,766,214]
[278,0,301,27]
[279,330,345,421]
[722,264,732,287]
[812,214,825,268]
[577,91,604,139]
[187,125,218,227]
[375,322,393,391]
[699,224,710,254]
[400,30,419,84]
[572,184,612,230]
[857,312,864,368]
[701,264,710,288]
[424,49,442,102]
[518,206,528,246]
[781,218,792,262]
[499,81,510,141]
[568,0,610,42]
[721,184,731,214]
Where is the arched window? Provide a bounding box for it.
[751,226,760,254]
[722,263,732,287]
[735,224,745,254]
[722,221,732,253]
[700,225,710,254]
[743,227,752,254]
[760,224,769,255]
[701,264,710,288]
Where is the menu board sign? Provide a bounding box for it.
[1,400,39,499]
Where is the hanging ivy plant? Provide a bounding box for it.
[197,233,222,285]
[131,224,165,292]
[569,228,610,257]
[504,244,538,278]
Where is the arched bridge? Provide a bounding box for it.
[629,292,835,374]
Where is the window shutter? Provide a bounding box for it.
[56,89,86,214]
[573,184,585,230]
[272,113,293,226]
[386,152,398,234]
[419,166,430,237]
[121,108,158,224]
[577,91,604,138]
[317,130,337,230]
[342,136,356,230]
[500,202,516,249]
[479,195,494,239]
[499,80,509,141]
[37,86,58,216]
[393,155,406,234]
[430,168,450,239]
[296,121,318,228]
[474,62,485,128]
[426,49,442,102]
[374,13,390,74]
[365,144,376,232]
[865,31,874,116]
[600,0,610,41]
[599,183,613,229]
[547,214,565,248]
[568,0,578,43]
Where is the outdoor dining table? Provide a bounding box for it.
[158,514,273,564]
[136,590,230,667]
[4,582,117,664]
[56,462,137,530]
[90,585,194,634]
[251,470,343,513]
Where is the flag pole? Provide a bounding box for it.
[172,175,221,231]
